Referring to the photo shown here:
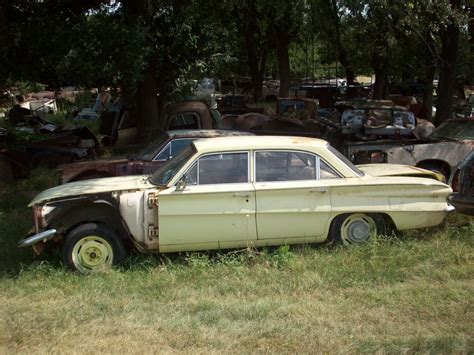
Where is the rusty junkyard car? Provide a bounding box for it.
[19,136,453,273]
[347,119,474,180]
[98,101,223,146]
[57,129,252,183]
[448,151,474,216]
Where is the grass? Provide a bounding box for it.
[0,170,473,353]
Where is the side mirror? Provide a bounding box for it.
[175,175,187,191]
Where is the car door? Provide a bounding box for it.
[253,150,335,240]
[158,151,257,250]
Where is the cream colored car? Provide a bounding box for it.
[19,136,453,273]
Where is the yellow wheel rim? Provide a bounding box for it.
[71,236,114,273]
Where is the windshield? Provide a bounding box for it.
[135,134,169,160]
[328,146,364,176]
[150,145,196,185]
[429,120,474,141]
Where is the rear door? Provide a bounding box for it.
[253,150,336,240]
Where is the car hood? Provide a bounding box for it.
[29,175,154,206]
[357,163,444,181]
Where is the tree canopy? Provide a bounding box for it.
[1,0,472,133]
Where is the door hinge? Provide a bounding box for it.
[148,224,158,238]
[147,192,158,208]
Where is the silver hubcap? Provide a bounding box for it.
[340,214,377,245]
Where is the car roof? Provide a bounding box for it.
[192,135,328,152]
[167,129,254,138]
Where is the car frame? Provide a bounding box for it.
[19,136,453,273]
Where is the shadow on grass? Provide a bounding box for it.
[0,166,58,277]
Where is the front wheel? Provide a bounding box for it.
[62,223,126,273]
[330,213,385,245]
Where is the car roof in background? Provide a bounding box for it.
[167,129,254,138]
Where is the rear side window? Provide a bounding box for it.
[320,160,340,179]
[255,151,316,182]
[255,150,341,182]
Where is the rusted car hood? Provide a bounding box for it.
[29,175,154,206]
[357,164,443,181]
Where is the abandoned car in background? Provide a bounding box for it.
[346,119,474,180]
[56,129,252,183]
[19,136,453,273]
[449,151,474,216]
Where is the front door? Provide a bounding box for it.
[158,151,257,251]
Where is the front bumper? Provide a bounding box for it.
[18,229,57,248]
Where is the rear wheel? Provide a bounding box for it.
[62,223,126,273]
[331,213,386,245]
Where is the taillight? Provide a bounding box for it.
[451,170,460,192]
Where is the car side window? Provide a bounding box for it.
[320,160,341,179]
[154,139,196,161]
[256,151,316,182]
[154,142,171,161]
[185,152,249,185]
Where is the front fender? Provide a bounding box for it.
[43,193,131,241]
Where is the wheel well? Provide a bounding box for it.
[47,203,130,242]
[71,170,113,182]
[416,160,450,177]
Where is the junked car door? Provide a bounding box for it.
[158,151,257,251]
[253,150,336,241]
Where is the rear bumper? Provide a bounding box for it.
[18,229,57,248]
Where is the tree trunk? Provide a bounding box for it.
[136,65,159,141]
[435,1,460,124]
[329,0,355,85]
[0,0,7,33]
[275,35,290,98]
[468,6,474,85]
[373,65,388,100]
[122,0,160,140]
[245,16,267,102]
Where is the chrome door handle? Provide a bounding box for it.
[310,187,328,193]
[233,192,251,197]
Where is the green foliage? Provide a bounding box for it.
[1,0,472,120]
[54,12,149,102]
